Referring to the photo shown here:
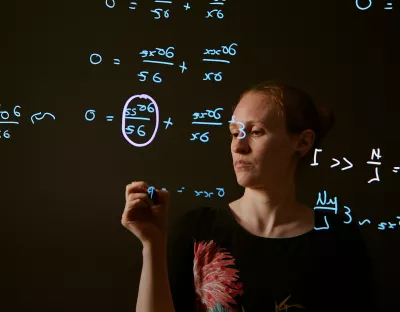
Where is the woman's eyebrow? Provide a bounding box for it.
[229,124,238,130]
[229,120,265,129]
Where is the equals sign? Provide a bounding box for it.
[114,58,120,65]
[106,116,114,122]
[384,2,393,9]
[129,2,137,9]
[393,166,399,173]
[210,0,226,5]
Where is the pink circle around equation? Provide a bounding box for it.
[122,94,160,147]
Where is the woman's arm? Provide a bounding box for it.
[136,206,200,312]
[136,241,176,312]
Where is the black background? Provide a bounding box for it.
[0,0,398,311]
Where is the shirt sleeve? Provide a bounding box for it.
[167,208,202,312]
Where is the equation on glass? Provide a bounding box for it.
[0,102,397,186]
[313,190,399,231]
[121,94,159,147]
[104,0,229,19]
[116,93,240,146]
[1,102,398,230]
[145,186,400,231]
[355,0,393,10]
[89,43,238,83]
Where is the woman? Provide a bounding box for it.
[122,81,377,312]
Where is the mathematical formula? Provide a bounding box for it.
[89,43,238,83]
[355,0,394,10]
[147,185,226,199]
[314,190,399,231]
[105,0,229,19]
[0,100,398,185]
[147,186,398,231]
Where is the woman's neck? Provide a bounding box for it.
[229,189,314,238]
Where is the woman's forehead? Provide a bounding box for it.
[233,92,283,125]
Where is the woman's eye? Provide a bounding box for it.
[251,131,262,135]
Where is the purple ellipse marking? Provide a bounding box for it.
[122,94,159,147]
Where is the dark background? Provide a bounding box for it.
[0,0,397,311]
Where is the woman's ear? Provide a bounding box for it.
[295,129,315,156]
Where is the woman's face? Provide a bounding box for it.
[230,91,299,188]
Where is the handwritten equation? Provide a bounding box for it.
[1,99,399,185]
[311,148,388,184]
[314,190,399,231]
[89,43,238,83]
[355,0,394,10]
[105,0,228,19]
[148,185,226,199]
[146,186,398,231]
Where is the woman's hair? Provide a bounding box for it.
[233,80,335,164]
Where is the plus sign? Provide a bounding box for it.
[184,2,191,10]
[164,117,173,129]
[179,61,188,73]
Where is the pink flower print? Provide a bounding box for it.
[193,240,244,311]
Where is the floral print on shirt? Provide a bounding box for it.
[193,240,244,312]
[192,240,306,312]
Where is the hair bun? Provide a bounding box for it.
[317,107,335,139]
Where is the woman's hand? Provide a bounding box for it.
[122,181,170,246]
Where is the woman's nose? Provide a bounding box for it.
[232,137,250,153]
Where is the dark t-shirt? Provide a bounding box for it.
[167,205,377,312]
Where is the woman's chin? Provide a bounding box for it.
[236,174,258,187]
